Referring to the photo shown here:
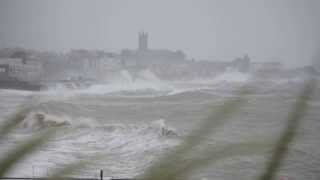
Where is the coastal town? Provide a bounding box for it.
[0,32,319,90]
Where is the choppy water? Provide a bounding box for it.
[0,70,319,179]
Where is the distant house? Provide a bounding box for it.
[0,58,42,82]
[66,49,121,80]
[252,61,283,73]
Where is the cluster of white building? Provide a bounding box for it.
[0,58,42,82]
[0,32,293,83]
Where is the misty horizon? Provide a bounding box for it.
[0,0,319,67]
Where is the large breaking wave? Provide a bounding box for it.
[18,110,179,139]
[83,70,174,95]
[42,69,254,97]
[44,69,173,96]
[1,69,307,99]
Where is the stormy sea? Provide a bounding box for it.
[0,70,319,180]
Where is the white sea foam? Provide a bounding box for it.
[13,117,180,177]
[41,69,174,97]
[213,69,251,83]
[39,69,293,98]
[2,74,319,179]
[84,70,173,94]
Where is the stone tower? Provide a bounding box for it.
[138,31,148,51]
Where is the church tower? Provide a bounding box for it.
[138,31,148,51]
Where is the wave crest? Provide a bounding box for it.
[20,112,97,130]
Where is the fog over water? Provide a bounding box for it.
[0,0,320,67]
[0,1,320,180]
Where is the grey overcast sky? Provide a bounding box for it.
[0,0,319,67]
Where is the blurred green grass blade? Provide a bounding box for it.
[0,105,33,141]
[49,160,89,180]
[182,89,251,151]
[48,154,106,179]
[0,95,39,140]
[0,129,55,177]
[175,142,273,179]
[141,88,252,180]
[142,142,272,180]
[258,79,317,180]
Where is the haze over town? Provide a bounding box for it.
[1,0,320,67]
